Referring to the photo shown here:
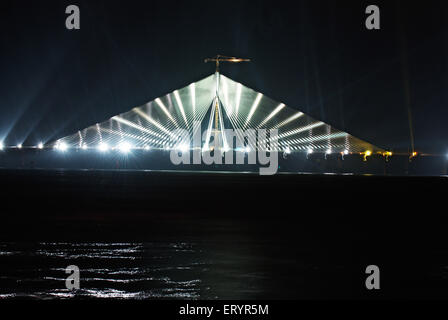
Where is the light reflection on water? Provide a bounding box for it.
[0,242,207,299]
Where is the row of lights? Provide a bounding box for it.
[88,145,381,160]
[54,144,369,157]
[0,142,44,150]
[284,147,350,156]
[0,141,141,153]
[0,142,427,159]
[55,142,149,153]
[307,149,350,155]
[0,141,375,157]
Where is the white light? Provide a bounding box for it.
[58,142,68,152]
[276,112,304,129]
[285,146,291,154]
[344,150,349,155]
[17,144,22,149]
[259,103,285,127]
[245,146,251,153]
[173,90,188,126]
[118,142,132,153]
[307,149,313,154]
[190,83,196,116]
[326,149,332,155]
[155,98,177,126]
[144,145,150,151]
[178,144,189,153]
[223,145,230,153]
[0,142,3,150]
[280,122,323,138]
[132,110,173,136]
[235,83,242,116]
[245,93,263,127]
[37,143,43,149]
[222,77,231,115]
[81,144,87,150]
[98,142,109,152]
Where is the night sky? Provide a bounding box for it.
[0,0,446,153]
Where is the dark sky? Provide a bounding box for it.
[0,0,447,153]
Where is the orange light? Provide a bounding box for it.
[362,150,372,161]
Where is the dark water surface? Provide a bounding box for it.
[0,222,362,300]
[0,169,448,299]
[0,241,246,299]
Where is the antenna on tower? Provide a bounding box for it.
[204,55,251,73]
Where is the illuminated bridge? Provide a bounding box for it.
[53,72,383,158]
